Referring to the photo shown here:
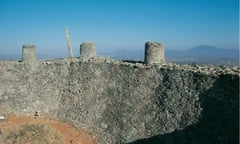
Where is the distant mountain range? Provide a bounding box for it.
[0,54,66,61]
[110,45,238,59]
[110,45,239,65]
[0,45,239,65]
[166,45,239,58]
[0,54,21,61]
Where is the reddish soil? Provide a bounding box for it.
[0,114,98,144]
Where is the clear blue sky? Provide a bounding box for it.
[0,0,239,57]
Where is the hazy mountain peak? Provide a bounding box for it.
[189,45,218,52]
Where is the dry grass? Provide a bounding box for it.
[0,115,98,144]
[4,124,64,144]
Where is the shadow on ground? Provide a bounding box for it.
[127,74,239,144]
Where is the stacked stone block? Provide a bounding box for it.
[22,45,37,62]
[144,41,165,65]
[80,42,96,58]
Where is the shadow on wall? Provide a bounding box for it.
[127,74,239,144]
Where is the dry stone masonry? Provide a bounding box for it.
[144,41,165,65]
[80,42,96,58]
[21,45,37,62]
[0,42,239,144]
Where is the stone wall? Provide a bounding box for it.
[0,57,239,144]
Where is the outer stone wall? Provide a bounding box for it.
[0,58,239,144]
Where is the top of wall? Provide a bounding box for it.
[0,56,239,76]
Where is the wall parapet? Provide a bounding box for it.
[20,41,166,65]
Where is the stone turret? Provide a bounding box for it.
[22,45,37,62]
[144,41,165,65]
[80,42,96,58]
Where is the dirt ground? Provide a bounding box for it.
[0,114,98,144]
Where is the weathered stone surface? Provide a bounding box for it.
[80,42,96,58]
[22,45,37,62]
[0,58,239,144]
[144,41,165,65]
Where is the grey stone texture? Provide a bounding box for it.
[80,42,96,58]
[0,58,239,144]
[144,41,165,65]
[22,45,37,62]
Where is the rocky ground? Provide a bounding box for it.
[0,115,98,144]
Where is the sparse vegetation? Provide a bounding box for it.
[0,115,97,144]
[65,26,74,58]
[5,124,64,144]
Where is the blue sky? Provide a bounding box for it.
[0,0,239,57]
